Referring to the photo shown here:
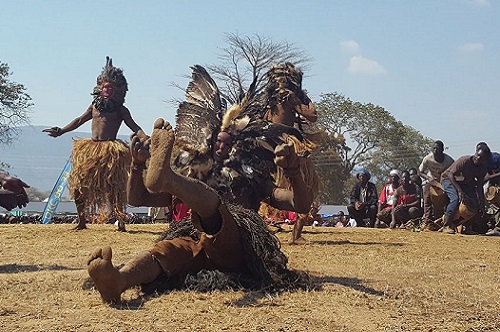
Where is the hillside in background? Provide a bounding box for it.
[0,126,130,192]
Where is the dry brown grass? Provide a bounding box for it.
[0,223,499,332]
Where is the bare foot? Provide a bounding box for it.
[145,119,175,193]
[289,236,308,245]
[87,246,125,303]
[73,221,87,230]
[116,220,126,232]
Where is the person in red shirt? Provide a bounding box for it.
[375,170,401,228]
[390,170,422,229]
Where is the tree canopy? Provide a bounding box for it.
[0,61,32,145]
[314,92,433,204]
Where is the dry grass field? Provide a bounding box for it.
[0,223,498,332]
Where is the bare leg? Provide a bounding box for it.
[114,205,127,232]
[73,192,87,230]
[289,217,307,245]
[87,246,162,303]
[144,119,220,219]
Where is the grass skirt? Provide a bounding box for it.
[69,139,131,223]
[273,134,319,199]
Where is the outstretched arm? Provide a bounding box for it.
[43,105,93,137]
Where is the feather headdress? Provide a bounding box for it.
[96,56,128,90]
[264,62,305,111]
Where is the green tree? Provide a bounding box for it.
[314,92,433,204]
[207,33,311,104]
[0,61,32,145]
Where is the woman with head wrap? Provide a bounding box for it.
[375,169,401,228]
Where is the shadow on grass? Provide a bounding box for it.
[227,274,384,307]
[95,271,386,310]
[126,229,166,236]
[307,239,406,246]
[0,263,82,273]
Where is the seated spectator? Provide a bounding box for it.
[334,211,354,227]
[284,211,297,225]
[376,169,401,228]
[409,167,422,188]
[347,169,378,227]
[390,170,423,229]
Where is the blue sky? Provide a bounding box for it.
[2,0,499,159]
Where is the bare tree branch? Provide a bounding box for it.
[207,32,311,105]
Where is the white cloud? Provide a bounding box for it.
[469,0,490,7]
[348,56,386,75]
[340,40,360,54]
[457,43,484,53]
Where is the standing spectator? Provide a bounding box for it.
[347,169,378,227]
[439,143,492,234]
[376,170,401,228]
[418,140,454,224]
[391,170,423,228]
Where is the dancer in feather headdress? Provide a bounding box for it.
[263,62,321,244]
[43,57,147,231]
[86,65,314,303]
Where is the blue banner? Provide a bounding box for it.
[42,159,72,224]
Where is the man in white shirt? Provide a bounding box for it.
[418,140,454,223]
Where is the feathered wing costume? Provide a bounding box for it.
[164,65,310,289]
[173,65,303,209]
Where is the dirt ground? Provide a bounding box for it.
[0,223,498,332]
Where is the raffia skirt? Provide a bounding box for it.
[69,138,131,223]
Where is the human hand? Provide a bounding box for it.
[355,201,364,210]
[42,127,62,137]
[130,133,151,166]
[0,190,28,210]
[0,175,30,194]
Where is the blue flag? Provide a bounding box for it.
[42,159,72,224]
